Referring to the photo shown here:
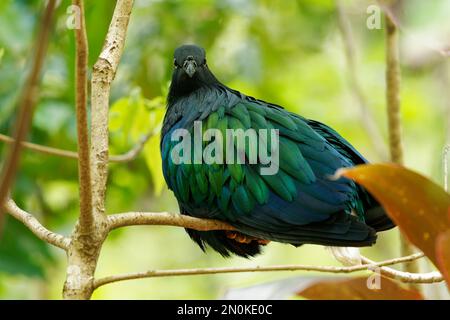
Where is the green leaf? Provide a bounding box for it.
[34,102,72,134]
[110,88,166,195]
[143,132,166,196]
[0,218,55,278]
[110,88,164,150]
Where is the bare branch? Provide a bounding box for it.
[361,256,443,284]
[109,129,157,163]
[0,131,155,163]
[0,133,79,158]
[335,0,388,159]
[385,6,420,276]
[93,253,431,289]
[443,144,450,192]
[73,0,93,233]
[63,0,134,300]
[3,199,70,250]
[90,0,134,220]
[385,11,404,165]
[0,0,57,228]
[107,211,236,232]
[103,212,443,288]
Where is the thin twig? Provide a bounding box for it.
[109,129,157,163]
[442,61,450,144]
[0,131,155,162]
[335,0,387,159]
[361,256,443,284]
[442,61,450,192]
[93,252,429,289]
[3,199,70,250]
[107,211,236,232]
[0,0,57,229]
[443,144,450,192]
[0,133,79,158]
[73,0,93,233]
[385,12,404,165]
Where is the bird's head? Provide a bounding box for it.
[174,44,206,78]
[168,44,220,103]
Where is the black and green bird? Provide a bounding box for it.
[161,44,394,258]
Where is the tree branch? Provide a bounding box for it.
[107,211,236,232]
[63,0,134,300]
[384,5,420,276]
[103,212,444,287]
[3,199,70,250]
[361,256,443,284]
[109,129,156,163]
[0,0,56,229]
[90,0,134,221]
[385,11,404,165]
[443,144,450,192]
[0,131,155,163]
[335,0,388,159]
[73,0,93,234]
[93,252,432,289]
[0,133,79,158]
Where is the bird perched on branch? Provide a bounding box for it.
[161,44,394,260]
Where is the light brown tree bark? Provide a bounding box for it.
[62,0,134,300]
[384,8,421,279]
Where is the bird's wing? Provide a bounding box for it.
[161,90,375,246]
[305,119,368,165]
[304,118,394,231]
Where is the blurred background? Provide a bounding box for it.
[0,0,449,299]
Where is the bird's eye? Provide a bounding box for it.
[203,59,207,65]
[173,59,178,68]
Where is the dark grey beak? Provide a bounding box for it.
[183,58,197,78]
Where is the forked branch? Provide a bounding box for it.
[3,199,70,250]
[360,256,443,284]
[62,0,135,300]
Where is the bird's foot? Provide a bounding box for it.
[225,231,270,245]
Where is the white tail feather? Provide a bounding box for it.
[326,246,362,266]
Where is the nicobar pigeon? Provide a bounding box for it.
[161,44,395,258]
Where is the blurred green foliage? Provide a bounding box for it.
[0,0,449,298]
